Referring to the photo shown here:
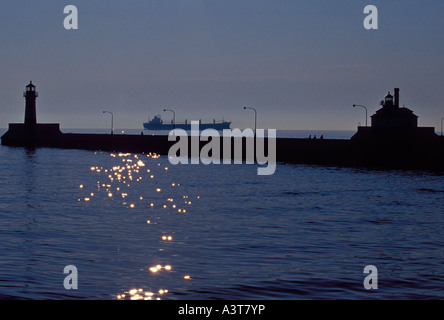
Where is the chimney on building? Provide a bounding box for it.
[394,88,400,108]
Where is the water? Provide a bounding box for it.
[0,129,443,300]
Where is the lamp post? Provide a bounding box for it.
[243,106,257,136]
[164,109,175,129]
[102,110,114,135]
[353,104,368,127]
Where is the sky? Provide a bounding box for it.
[1,0,444,131]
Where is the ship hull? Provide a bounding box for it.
[143,122,231,131]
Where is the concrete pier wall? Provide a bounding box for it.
[2,123,444,170]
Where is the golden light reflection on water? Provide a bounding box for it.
[116,287,169,300]
[78,151,200,300]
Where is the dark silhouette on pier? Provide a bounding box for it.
[2,82,444,171]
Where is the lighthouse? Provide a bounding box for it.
[371,88,418,128]
[352,87,436,142]
[0,81,62,147]
[24,81,38,126]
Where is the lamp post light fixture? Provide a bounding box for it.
[164,109,175,129]
[102,110,114,135]
[243,106,257,136]
[353,104,368,127]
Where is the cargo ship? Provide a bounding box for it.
[143,115,231,130]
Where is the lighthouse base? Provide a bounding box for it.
[1,123,62,147]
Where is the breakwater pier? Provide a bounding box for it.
[2,82,444,171]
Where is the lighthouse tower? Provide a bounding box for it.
[0,81,62,147]
[24,81,38,126]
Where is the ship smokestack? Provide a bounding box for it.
[394,88,400,108]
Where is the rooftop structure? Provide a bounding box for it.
[352,87,436,142]
[371,88,418,128]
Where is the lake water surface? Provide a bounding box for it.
[0,130,443,300]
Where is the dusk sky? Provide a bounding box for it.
[1,0,443,130]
